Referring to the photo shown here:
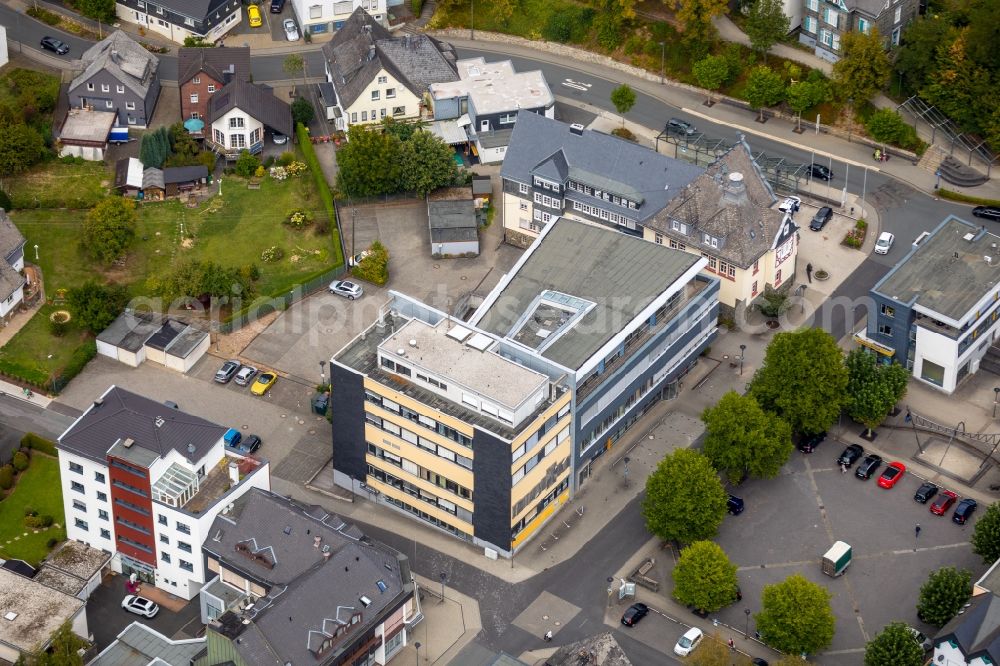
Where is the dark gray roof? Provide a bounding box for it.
[57,385,227,466]
[935,592,1000,663]
[97,311,163,352]
[74,31,158,99]
[151,0,232,22]
[0,559,36,579]
[472,176,492,196]
[0,210,27,300]
[177,46,250,87]
[142,167,164,191]
[163,165,209,184]
[165,325,208,358]
[208,79,292,137]
[501,112,703,223]
[873,216,1000,324]
[89,622,206,666]
[473,217,700,369]
[321,8,457,109]
[144,320,185,351]
[429,199,477,229]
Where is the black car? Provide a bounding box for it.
[837,444,864,467]
[752,660,770,666]
[214,359,241,384]
[810,163,834,180]
[797,431,826,453]
[855,454,883,480]
[953,498,978,524]
[621,602,649,626]
[270,0,285,11]
[810,206,833,231]
[973,206,1000,222]
[727,495,744,515]
[667,118,696,136]
[40,36,70,55]
[914,482,939,504]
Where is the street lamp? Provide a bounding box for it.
[659,42,665,85]
[439,572,447,602]
[994,387,999,418]
[470,0,474,40]
[744,608,751,639]
[33,244,38,260]
[320,360,327,386]
[739,344,746,376]
[623,456,630,488]
[414,641,421,664]
[606,576,614,607]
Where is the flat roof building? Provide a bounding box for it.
[0,568,89,663]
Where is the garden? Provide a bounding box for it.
[0,434,66,566]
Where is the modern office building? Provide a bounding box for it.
[56,385,270,600]
[860,215,1000,393]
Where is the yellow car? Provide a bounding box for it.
[251,372,276,396]
[247,4,262,27]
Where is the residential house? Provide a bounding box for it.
[430,57,554,164]
[69,31,161,128]
[115,0,242,45]
[643,139,799,314]
[428,186,479,257]
[0,209,26,323]
[800,0,920,62]
[292,0,386,37]
[197,489,419,666]
[321,8,458,131]
[860,215,1000,394]
[331,218,718,555]
[177,46,251,134]
[0,568,89,664]
[89,623,206,666]
[499,111,704,248]
[56,385,271,600]
[206,79,293,160]
[0,25,8,69]
[932,592,1000,665]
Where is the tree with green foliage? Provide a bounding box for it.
[864,621,925,666]
[744,0,789,60]
[400,130,460,197]
[972,502,1000,564]
[745,66,785,121]
[543,7,595,43]
[672,541,738,614]
[0,123,46,176]
[139,126,171,168]
[895,17,957,96]
[756,574,835,655]
[749,328,848,435]
[786,79,827,131]
[701,391,793,483]
[845,349,909,436]
[15,621,89,666]
[923,32,992,136]
[234,150,260,178]
[351,240,390,285]
[692,55,729,104]
[145,259,256,301]
[67,281,130,334]
[82,197,137,264]
[283,53,307,86]
[610,84,636,126]
[381,116,425,142]
[832,27,891,103]
[918,566,971,627]
[673,0,729,57]
[292,98,315,127]
[164,122,203,167]
[643,449,727,544]
[77,0,115,21]
[335,124,403,197]
[0,187,11,211]
[183,35,215,47]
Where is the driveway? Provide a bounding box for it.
[87,576,203,650]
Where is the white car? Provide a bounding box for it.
[122,595,159,618]
[874,231,895,255]
[673,627,703,657]
[329,279,363,300]
[272,133,288,145]
[234,365,258,386]
[778,196,802,215]
[283,18,299,41]
[349,250,372,267]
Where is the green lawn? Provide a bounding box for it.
[0,304,94,387]
[0,454,66,566]
[4,160,111,210]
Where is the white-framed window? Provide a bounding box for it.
[189,111,199,119]
[137,0,145,7]
[351,112,357,123]
[893,6,901,23]
[380,108,386,118]
[101,84,110,92]
[193,76,200,84]
[250,128,261,144]
[309,4,322,18]
[87,83,94,91]
[805,0,818,10]
[190,93,199,103]
[803,16,816,33]
[654,233,663,245]
[385,88,395,98]
[371,90,380,101]
[156,5,163,13]
[184,16,194,25]
[671,220,688,234]
[378,75,387,84]
[214,128,224,144]
[105,101,113,108]
[361,111,368,121]
[857,17,870,33]
[891,27,901,45]
[207,84,216,93]
[127,116,137,125]
[499,112,516,125]
[820,28,834,47]
[229,116,245,129]
[230,133,246,148]
[519,183,529,194]
[519,201,528,211]
[126,101,135,110]
[116,85,124,93]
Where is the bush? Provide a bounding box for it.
[292,98,315,127]
[47,340,97,394]
[27,6,61,25]
[261,246,284,263]
[21,432,57,456]
[611,127,636,141]
[0,465,13,490]
[543,7,594,43]
[411,0,422,15]
[351,240,389,286]
[234,150,259,178]
[296,123,343,266]
[46,537,58,548]
[938,190,1000,206]
[49,317,69,337]
[24,514,54,528]
[0,188,10,211]
[254,165,266,178]
[277,151,296,167]
[284,208,314,230]
[24,506,37,517]
[11,451,28,472]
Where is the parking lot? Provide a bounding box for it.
[87,577,202,650]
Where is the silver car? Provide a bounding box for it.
[329,280,363,300]
[234,365,258,386]
[283,18,300,41]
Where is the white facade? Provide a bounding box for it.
[292,0,385,35]
[0,26,8,69]
[208,106,265,157]
[115,3,242,44]
[0,286,24,320]
[934,640,989,666]
[59,449,118,553]
[326,65,420,131]
[58,143,107,161]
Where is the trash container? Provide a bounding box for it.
[312,393,329,416]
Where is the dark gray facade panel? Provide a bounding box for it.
[331,364,367,482]
[471,427,511,549]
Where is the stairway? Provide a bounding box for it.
[916,145,945,174]
[937,155,989,187]
[980,344,1000,376]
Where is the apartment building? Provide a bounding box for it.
[115,0,242,45]
[500,111,703,248]
[800,0,920,61]
[291,0,386,36]
[197,489,418,666]
[68,31,160,128]
[56,385,270,600]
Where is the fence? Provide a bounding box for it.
[217,264,347,334]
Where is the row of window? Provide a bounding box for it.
[158,533,193,552]
[367,443,473,501]
[350,107,406,123]
[74,518,112,541]
[68,462,106,484]
[187,86,216,103]
[571,201,635,229]
[383,494,470,540]
[512,477,569,538]
[370,88,397,101]
[366,413,473,470]
[703,255,738,280]
[158,551,195,571]
[365,390,474,448]
[367,464,473,523]
[580,373,660,451]
[513,426,569,486]
[86,82,125,94]
[566,179,639,210]
[534,192,562,211]
[511,457,570,519]
[512,403,570,464]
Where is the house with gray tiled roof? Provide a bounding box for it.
[114,0,243,45]
[69,31,161,128]
[0,209,27,323]
[643,139,799,312]
[799,0,920,63]
[206,79,292,160]
[499,111,704,248]
[88,622,206,666]
[321,8,458,131]
[199,488,418,666]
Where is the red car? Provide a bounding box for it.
[930,490,958,515]
[877,462,906,489]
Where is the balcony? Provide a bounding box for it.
[206,138,263,160]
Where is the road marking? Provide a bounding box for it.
[561,79,590,91]
[736,540,973,571]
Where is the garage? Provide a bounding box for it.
[427,187,480,258]
[97,312,209,373]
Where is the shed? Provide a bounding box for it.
[427,187,479,257]
[57,108,117,161]
[472,175,492,204]
[96,311,161,366]
[142,167,165,201]
[114,158,144,197]
[96,311,209,372]
[163,165,209,196]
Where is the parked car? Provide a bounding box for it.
[855,454,883,480]
[667,118,696,135]
[908,626,933,652]
[349,250,372,267]
[673,627,704,656]
[778,196,801,215]
[215,359,241,384]
[930,490,958,515]
[797,431,826,453]
[914,482,938,504]
[270,0,285,11]
[329,279,363,300]
[874,231,895,255]
[953,498,978,524]
[973,206,1000,222]
[621,602,649,627]
[877,461,906,488]
[810,163,834,180]
[837,444,864,468]
[227,433,262,454]
[810,206,833,231]
[273,133,288,145]
[122,595,159,618]
[283,18,299,41]
[247,4,263,27]
[234,365,258,386]
[727,495,744,515]
[251,372,277,396]
[752,660,770,666]
[40,36,70,55]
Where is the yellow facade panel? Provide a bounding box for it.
[367,477,473,535]
[512,488,570,548]
[510,392,571,452]
[364,423,475,489]
[366,455,474,513]
[511,440,571,508]
[363,377,473,436]
[511,467,571,526]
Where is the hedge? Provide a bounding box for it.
[21,433,58,457]
[296,122,344,268]
[938,189,1000,207]
[47,340,97,394]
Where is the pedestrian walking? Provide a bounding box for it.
[543,631,553,642]
[916,524,922,538]
[806,262,813,283]
[841,463,848,474]
[728,637,736,651]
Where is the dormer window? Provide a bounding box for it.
[671,220,687,235]
[703,233,719,248]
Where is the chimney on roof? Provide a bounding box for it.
[368,45,376,61]
[722,172,747,206]
[110,50,119,63]
[569,123,584,136]
[228,461,240,485]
